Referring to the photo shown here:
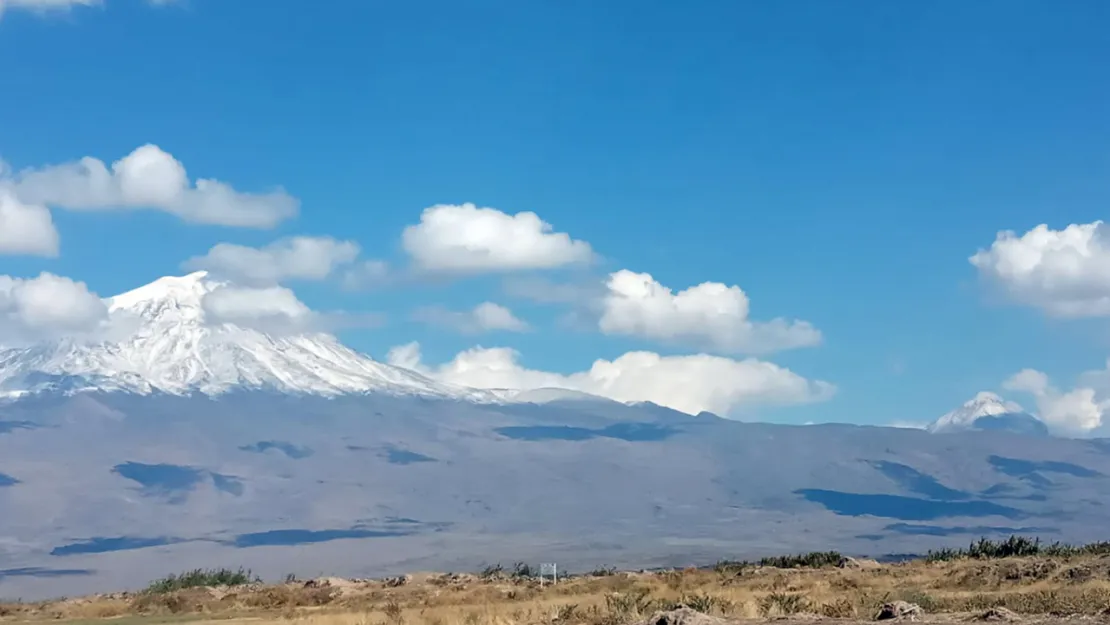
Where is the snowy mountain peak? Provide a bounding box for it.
[0,273,491,402]
[928,391,1048,436]
[107,271,220,318]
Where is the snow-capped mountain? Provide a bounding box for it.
[0,272,488,400]
[928,391,1049,436]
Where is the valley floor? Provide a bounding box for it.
[5,552,1110,625]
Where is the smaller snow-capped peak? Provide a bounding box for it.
[929,391,1048,436]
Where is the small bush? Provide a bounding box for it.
[512,562,534,579]
[382,600,404,625]
[553,603,580,622]
[605,588,655,619]
[759,551,842,569]
[759,592,811,616]
[925,536,1110,562]
[678,592,732,614]
[479,563,504,579]
[714,560,748,576]
[818,597,856,618]
[144,567,258,594]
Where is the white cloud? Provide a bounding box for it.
[412,302,529,334]
[0,0,98,13]
[598,270,822,355]
[0,273,107,342]
[1003,368,1109,436]
[340,260,391,291]
[201,284,382,335]
[203,285,312,324]
[970,221,1110,318]
[0,190,59,257]
[501,275,605,305]
[401,203,594,274]
[388,342,834,416]
[0,0,175,15]
[184,236,361,284]
[7,144,298,228]
[886,421,928,430]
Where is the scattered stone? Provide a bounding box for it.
[839,556,882,569]
[636,606,730,625]
[978,607,1021,621]
[303,576,361,590]
[383,574,411,588]
[876,601,923,621]
[770,613,823,621]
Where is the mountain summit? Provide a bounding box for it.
[928,391,1049,436]
[0,272,484,400]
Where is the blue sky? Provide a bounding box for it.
[2,0,1110,431]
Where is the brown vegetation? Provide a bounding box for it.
[7,544,1110,625]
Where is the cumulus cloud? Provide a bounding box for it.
[401,203,594,274]
[340,260,391,291]
[0,0,98,13]
[0,273,107,343]
[501,275,606,305]
[7,144,298,228]
[1003,368,1109,436]
[970,221,1110,318]
[886,421,928,430]
[203,285,312,323]
[598,270,822,355]
[184,236,361,284]
[412,302,529,334]
[0,0,175,16]
[0,190,59,257]
[387,342,835,416]
[201,284,382,334]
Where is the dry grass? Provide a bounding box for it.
[8,553,1110,625]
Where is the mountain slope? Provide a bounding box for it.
[3,390,1110,600]
[929,392,1049,436]
[0,272,486,400]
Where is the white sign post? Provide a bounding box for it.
[540,562,557,586]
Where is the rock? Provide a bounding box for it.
[303,576,359,589]
[979,607,1021,621]
[839,556,881,569]
[383,574,411,588]
[876,601,923,621]
[636,606,730,625]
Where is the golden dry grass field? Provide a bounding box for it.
[7,546,1110,625]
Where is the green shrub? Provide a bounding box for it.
[925,536,1110,562]
[511,562,534,579]
[759,592,811,616]
[144,567,258,594]
[479,563,504,579]
[759,550,842,569]
[605,588,655,619]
